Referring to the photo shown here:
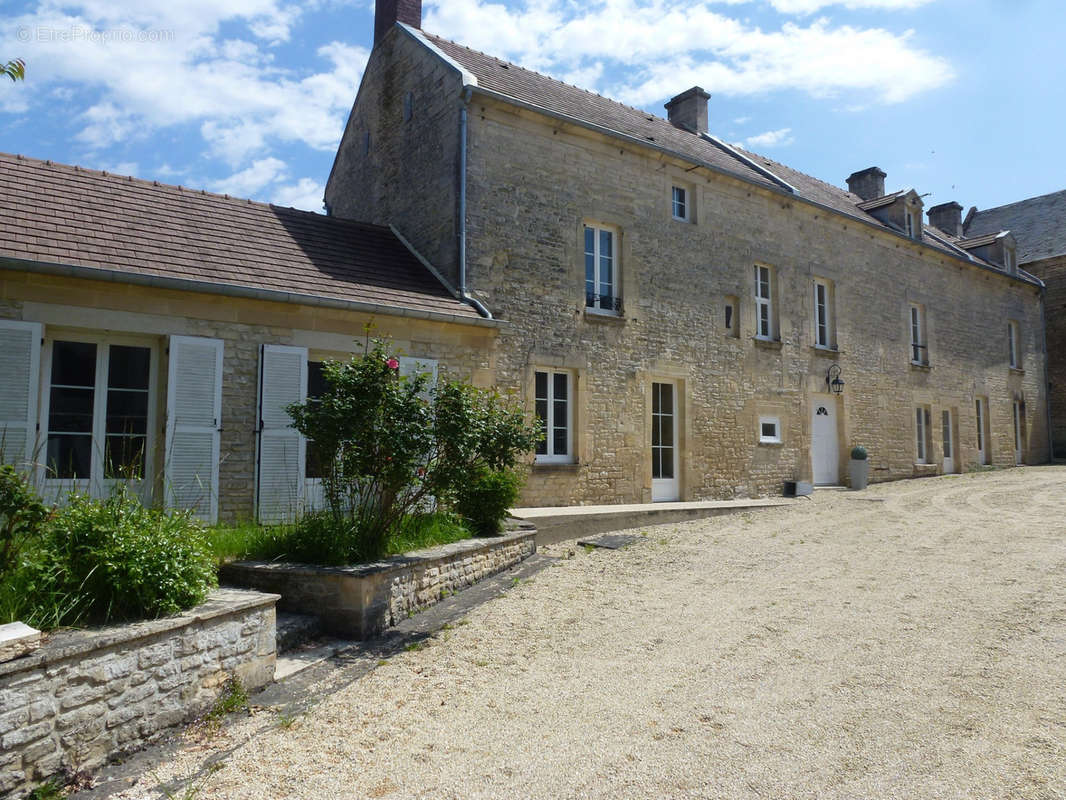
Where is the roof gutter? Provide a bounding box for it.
[0,256,503,329]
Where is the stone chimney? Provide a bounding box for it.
[375,0,422,45]
[927,201,963,237]
[846,167,886,201]
[665,87,710,135]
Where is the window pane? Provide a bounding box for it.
[725,305,733,329]
[535,371,548,401]
[49,387,95,433]
[553,373,568,401]
[659,448,674,479]
[307,361,327,399]
[535,398,548,456]
[105,389,149,435]
[51,341,97,387]
[553,425,568,456]
[660,415,673,447]
[46,434,92,479]
[105,435,146,479]
[762,422,776,438]
[108,345,150,390]
[651,448,661,478]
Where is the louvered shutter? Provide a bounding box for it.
[0,321,42,472]
[256,344,307,523]
[398,356,439,400]
[165,336,223,523]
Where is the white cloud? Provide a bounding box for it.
[0,4,369,160]
[423,0,953,105]
[745,127,794,148]
[769,0,933,14]
[210,156,288,197]
[273,177,325,211]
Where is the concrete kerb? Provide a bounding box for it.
[513,499,793,546]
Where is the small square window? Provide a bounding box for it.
[758,416,781,444]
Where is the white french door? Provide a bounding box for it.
[651,381,679,502]
[942,409,955,474]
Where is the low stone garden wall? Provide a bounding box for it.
[221,530,537,639]
[0,589,279,798]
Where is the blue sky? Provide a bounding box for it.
[1,0,1062,216]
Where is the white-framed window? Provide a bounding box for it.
[584,223,620,314]
[909,303,928,365]
[754,264,776,340]
[1008,320,1020,369]
[39,334,159,494]
[758,416,781,444]
[904,207,920,239]
[671,186,689,222]
[534,370,572,463]
[1004,246,1017,274]
[813,277,835,349]
[915,405,930,464]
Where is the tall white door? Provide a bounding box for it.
[811,396,839,485]
[1013,400,1023,464]
[975,397,988,465]
[942,409,955,474]
[651,381,679,502]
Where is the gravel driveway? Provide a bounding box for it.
[121,467,1066,799]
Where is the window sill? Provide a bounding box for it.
[583,308,626,324]
[671,216,691,224]
[753,337,783,350]
[810,345,840,357]
[532,461,581,472]
[758,439,783,447]
[1009,366,1025,375]
[909,362,932,372]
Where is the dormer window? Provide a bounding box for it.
[1004,246,1017,274]
[904,207,920,239]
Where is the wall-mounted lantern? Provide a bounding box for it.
[826,364,844,395]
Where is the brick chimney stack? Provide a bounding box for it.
[665,87,710,135]
[375,0,422,46]
[927,201,963,237]
[846,167,887,201]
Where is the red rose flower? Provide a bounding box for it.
[386,358,399,370]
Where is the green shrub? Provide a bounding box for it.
[454,468,524,537]
[850,446,868,460]
[0,465,52,575]
[286,337,540,560]
[31,488,217,626]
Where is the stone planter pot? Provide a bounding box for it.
[849,458,869,490]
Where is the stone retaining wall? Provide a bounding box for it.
[0,589,278,798]
[220,531,536,639]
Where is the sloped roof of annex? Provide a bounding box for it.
[0,151,491,326]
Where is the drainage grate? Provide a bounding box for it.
[577,533,643,550]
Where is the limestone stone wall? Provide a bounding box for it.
[0,271,498,521]
[1022,254,1066,457]
[0,589,278,798]
[220,531,537,639]
[325,27,464,288]
[459,98,1049,504]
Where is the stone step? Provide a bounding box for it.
[275,612,324,653]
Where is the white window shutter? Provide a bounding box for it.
[398,356,439,401]
[256,344,307,523]
[0,321,42,473]
[166,335,224,523]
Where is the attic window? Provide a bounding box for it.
[904,207,920,240]
[1004,246,1017,274]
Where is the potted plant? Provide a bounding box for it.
[849,446,869,490]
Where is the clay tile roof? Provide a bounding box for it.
[965,189,1066,263]
[0,152,481,320]
[419,32,1009,270]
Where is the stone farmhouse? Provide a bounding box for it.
[325,0,1050,506]
[0,0,1051,522]
[959,190,1066,458]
